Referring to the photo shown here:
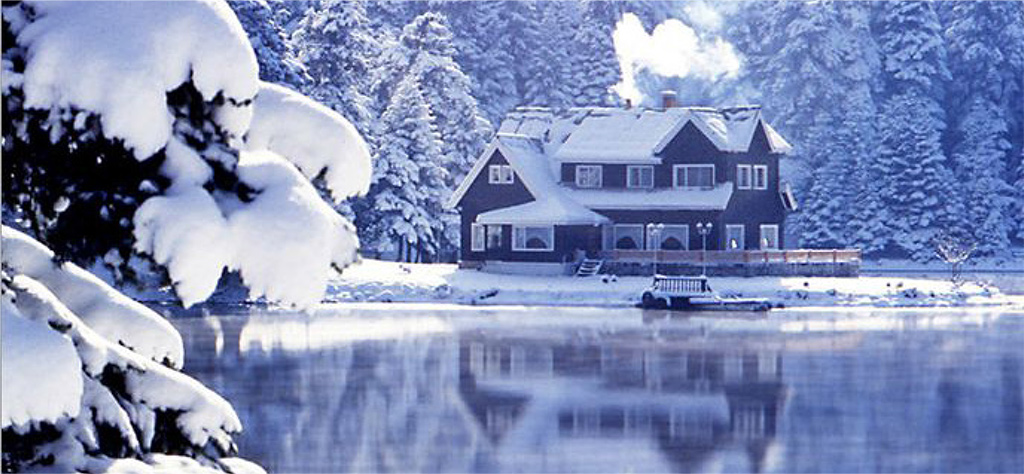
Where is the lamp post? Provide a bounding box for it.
[696,222,713,276]
[646,223,664,275]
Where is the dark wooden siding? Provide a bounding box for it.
[656,122,726,187]
[719,124,787,249]
[457,149,535,261]
[468,224,601,263]
[596,210,723,250]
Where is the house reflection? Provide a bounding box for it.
[459,339,787,473]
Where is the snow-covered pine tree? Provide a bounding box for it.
[448,1,520,124]
[570,1,622,107]
[291,0,375,136]
[945,1,1018,256]
[363,76,445,263]
[795,2,884,251]
[874,0,961,259]
[521,1,578,108]
[835,2,885,254]
[228,0,308,87]
[400,12,492,259]
[2,1,370,308]
[1,1,370,471]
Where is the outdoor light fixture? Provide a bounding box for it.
[646,223,665,275]
[696,222,713,276]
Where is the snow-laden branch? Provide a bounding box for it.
[245,82,372,202]
[2,227,184,367]
[12,1,259,159]
[134,150,361,309]
[2,226,258,473]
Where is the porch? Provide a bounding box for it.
[597,248,862,276]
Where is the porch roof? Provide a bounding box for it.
[566,182,734,211]
[476,198,610,226]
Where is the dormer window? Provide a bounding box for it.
[489,164,514,184]
[575,165,602,188]
[673,164,715,189]
[627,165,654,189]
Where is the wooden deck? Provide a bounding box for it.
[598,249,862,276]
[600,249,861,264]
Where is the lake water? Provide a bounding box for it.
[172,305,1024,473]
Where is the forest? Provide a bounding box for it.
[232,0,1023,262]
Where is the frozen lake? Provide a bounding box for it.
[172,305,1024,473]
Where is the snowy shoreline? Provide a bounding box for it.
[317,259,1023,311]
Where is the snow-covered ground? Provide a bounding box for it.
[324,259,1022,310]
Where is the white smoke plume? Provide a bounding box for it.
[612,12,742,105]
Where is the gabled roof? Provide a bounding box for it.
[447,134,608,225]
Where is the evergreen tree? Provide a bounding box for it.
[401,12,491,258]
[229,0,307,87]
[874,1,960,259]
[291,0,375,135]
[570,1,622,107]
[450,1,520,124]
[797,2,884,251]
[363,77,445,262]
[521,2,578,108]
[945,1,1017,255]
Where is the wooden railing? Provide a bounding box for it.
[653,276,711,294]
[599,249,862,264]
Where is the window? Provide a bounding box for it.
[673,164,715,189]
[575,165,603,188]
[737,164,752,190]
[471,224,485,252]
[753,165,768,190]
[726,224,745,251]
[613,224,644,250]
[627,165,654,189]
[780,181,798,211]
[486,225,502,249]
[646,224,689,250]
[512,226,554,251]
[759,224,779,250]
[488,164,514,184]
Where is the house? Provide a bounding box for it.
[447,92,803,275]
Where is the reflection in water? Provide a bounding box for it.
[458,339,784,472]
[174,309,1024,473]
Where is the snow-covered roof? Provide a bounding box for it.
[470,135,609,225]
[499,105,792,161]
[567,182,734,211]
[476,198,608,225]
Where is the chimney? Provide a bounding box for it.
[661,90,677,109]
